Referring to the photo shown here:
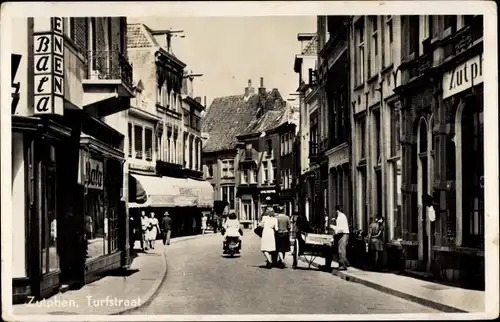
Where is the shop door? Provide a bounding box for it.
[418,119,429,270]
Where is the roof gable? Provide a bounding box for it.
[127,23,157,48]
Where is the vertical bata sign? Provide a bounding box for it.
[442,54,483,99]
[33,17,64,115]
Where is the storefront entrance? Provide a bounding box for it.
[417,117,430,270]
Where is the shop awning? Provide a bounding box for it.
[128,174,214,208]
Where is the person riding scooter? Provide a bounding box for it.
[222,212,243,253]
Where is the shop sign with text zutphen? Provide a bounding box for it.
[33,17,65,115]
[78,151,104,190]
[442,53,483,99]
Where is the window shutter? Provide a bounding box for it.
[134,125,143,159]
[145,128,153,161]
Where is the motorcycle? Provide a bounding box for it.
[223,236,241,257]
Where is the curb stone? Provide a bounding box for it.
[298,257,468,313]
[113,233,215,315]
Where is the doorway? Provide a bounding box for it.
[417,118,429,269]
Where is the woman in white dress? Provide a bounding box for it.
[259,208,278,268]
[201,214,208,234]
[146,212,160,249]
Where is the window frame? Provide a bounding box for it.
[390,105,401,158]
[221,159,235,178]
[408,15,420,57]
[144,127,154,161]
[134,124,143,160]
[358,116,367,160]
[355,18,365,86]
[373,109,381,164]
[263,161,269,183]
[385,15,394,66]
[206,160,214,178]
[266,139,272,157]
[128,123,133,157]
[371,16,379,75]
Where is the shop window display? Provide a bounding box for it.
[84,157,121,261]
[85,189,108,260]
[40,142,59,274]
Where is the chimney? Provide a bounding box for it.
[204,96,207,107]
[258,77,266,95]
[245,79,254,97]
[194,97,202,104]
[182,77,188,95]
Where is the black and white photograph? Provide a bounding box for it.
[1,1,498,320]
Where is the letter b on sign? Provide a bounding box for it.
[34,35,51,54]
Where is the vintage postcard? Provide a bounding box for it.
[1,1,498,321]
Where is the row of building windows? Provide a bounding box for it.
[240,161,279,185]
[156,84,182,114]
[183,110,201,131]
[356,104,401,162]
[354,15,394,86]
[354,15,477,87]
[128,122,202,170]
[206,159,281,184]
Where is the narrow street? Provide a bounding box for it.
[133,233,439,315]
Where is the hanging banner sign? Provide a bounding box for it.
[33,17,64,115]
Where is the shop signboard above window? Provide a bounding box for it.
[78,151,104,190]
[442,53,483,99]
[32,17,65,116]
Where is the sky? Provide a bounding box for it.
[128,16,316,107]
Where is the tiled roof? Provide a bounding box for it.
[239,108,287,137]
[127,23,157,48]
[201,95,259,153]
[127,23,181,61]
[201,89,287,153]
[302,34,318,55]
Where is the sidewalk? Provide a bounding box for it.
[292,255,485,313]
[11,233,214,316]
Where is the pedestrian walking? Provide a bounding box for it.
[161,211,173,246]
[212,213,219,233]
[275,208,291,268]
[140,211,149,250]
[368,216,384,271]
[259,208,278,268]
[201,214,208,234]
[330,205,350,271]
[146,212,160,249]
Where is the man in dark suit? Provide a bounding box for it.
[161,211,173,246]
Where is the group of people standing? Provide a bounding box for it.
[258,206,291,269]
[129,211,173,251]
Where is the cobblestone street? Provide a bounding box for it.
[133,233,439,315]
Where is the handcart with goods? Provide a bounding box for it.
[292,233,335,270]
